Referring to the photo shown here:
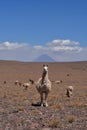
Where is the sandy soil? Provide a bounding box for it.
[0,60,87,130]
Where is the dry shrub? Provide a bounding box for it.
[13,97,19,103]
[12,91,27,103]
[47,117,61,128]
[49,94,61,104]
[31,109,42,116]
[13,92,25,97]
[73,101,86,107]
[19,95,27,102]
[49,94,64,110]
[67,115,76,123]
[17,106,25,112]
[50,103,64,110]
[2,92,7,98]
[0,108,5,113]
[31,93,40,103]
[20,117,26,125]
[69,99,87,108]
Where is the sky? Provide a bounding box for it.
[0,0,87,62]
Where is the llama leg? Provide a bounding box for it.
[69,91,72,97]
[44,92,48,107]
[40,93,44,107]
[66,89,70,97]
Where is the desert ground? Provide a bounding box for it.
[0,60,87,130]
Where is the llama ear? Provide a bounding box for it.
[43,64,45,67]
[47,65,48,67]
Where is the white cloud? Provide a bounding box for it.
[50,47,87,62]
[0,39,87,62]
[47,39,79,46]
[34,45,43,49]
[51,46,82,52]
[33,39,81,52]
[0,41,27,50]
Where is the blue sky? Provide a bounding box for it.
[0,0,87,61]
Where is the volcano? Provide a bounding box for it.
[34,54,55,62]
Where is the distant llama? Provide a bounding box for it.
[66,86,73,97]
[14,80,22,86]
[22,81,33,90]
[14,80,19,85]
[55,80,62,84]
[30,65,51,107]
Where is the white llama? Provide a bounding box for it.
[30,65,51,107]
[66,86,73,97]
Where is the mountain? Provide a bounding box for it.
[34,54,55,62]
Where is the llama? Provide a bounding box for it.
[22,82,31,90]
[4,80,7,84]
[14,80,19,85]
[30,65,51,107]
[66,86,73,97]
[14,80,22,86]
[55,80,62,84]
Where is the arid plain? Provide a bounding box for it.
[0,60,87,130]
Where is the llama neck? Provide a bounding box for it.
[41,71,48,84]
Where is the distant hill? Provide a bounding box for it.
[34,54,55,62]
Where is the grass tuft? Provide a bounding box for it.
[47,118,61,128]
[67,115,76,123]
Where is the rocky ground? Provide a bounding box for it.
[0,61,87,130]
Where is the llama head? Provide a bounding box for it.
[43,65,48,73]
